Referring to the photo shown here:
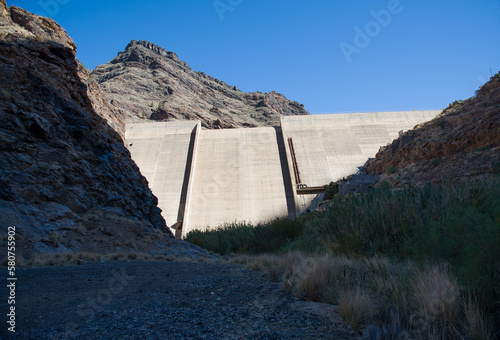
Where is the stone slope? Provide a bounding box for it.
[366,73,500,186]
[0,1,175,258]
[91,40,309,129]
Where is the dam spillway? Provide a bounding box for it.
[125,111,440,238]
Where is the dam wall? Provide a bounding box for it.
[126,111,441,238]
[125,121,199,234]
[185,127,294,236]
[281,111,441,212]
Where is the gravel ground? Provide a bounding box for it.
[1,261,355,339]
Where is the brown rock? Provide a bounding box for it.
[0,3,173,258]
[91,40,309,128]
[366,73,500,186]
[9,5,76,52]
[1,0,7,15]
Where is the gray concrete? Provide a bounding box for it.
[125,111,440,237]
[281,111,441,213]
[125,121,200,230]
[184,127,293,237]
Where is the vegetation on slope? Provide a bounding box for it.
[186,176,500,338]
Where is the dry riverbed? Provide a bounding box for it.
[1,260,355,339]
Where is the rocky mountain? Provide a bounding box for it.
[0,1,177,259]
[366,73,500,187]
[91,40,309,129]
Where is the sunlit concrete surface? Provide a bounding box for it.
[125,121,199,228]
[184,127,293,237]
[282,111,441,212]
[125,111,440,237]
[282,111,441,186]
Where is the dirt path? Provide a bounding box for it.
[2,261,354,339]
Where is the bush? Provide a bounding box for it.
[324,181,338,200]
[185,218,305,255]
[339,287,376,334]
[430,158,441,167]
[492,160,500,175]
[188,177,500,334]
[385,166,398,175]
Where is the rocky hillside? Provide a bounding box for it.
[91,40,309,129]
[0,1,176,258]
[366,73,500,187]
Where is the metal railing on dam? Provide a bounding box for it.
[126,110,441,238]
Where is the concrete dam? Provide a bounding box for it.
[125,111,440,238]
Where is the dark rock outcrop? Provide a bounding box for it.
[92,40,309,129]
[366,73,500,186]
[0,1,173,258]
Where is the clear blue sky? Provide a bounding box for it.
[9,0,500,114]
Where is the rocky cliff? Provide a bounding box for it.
[0,1,175,259]
[366,73,500,186]
[92,40,309,129]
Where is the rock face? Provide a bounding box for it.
[0,1,174,258]
[91,40,309,129]
[366,73,500,186]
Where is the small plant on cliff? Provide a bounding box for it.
[430,158,441,167]
[491,160,500,175]
[437,118,447,129]
[385,166,398,175]
[324,181,339,200]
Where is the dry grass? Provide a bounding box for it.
[232,253,497,338]
[411,266,460,338]
[27,252,95,266]
[290,255,342,302]
[126,240,137,250]
[47,232,64,247]
[338,287,376,334]
[464,296,494,340]
[230,252,309,283]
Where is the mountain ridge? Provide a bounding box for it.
[92,39,309,129]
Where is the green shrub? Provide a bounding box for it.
[473,145,492,153]
[430,158,441,167]
[437,118,447,129]
[308,178,500,309]
[376,180,393,190]
[492,160,500,175]
[324,181,338,200]
[185,218,305,255]
[187,176,500,327]
[385,166,398,175]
